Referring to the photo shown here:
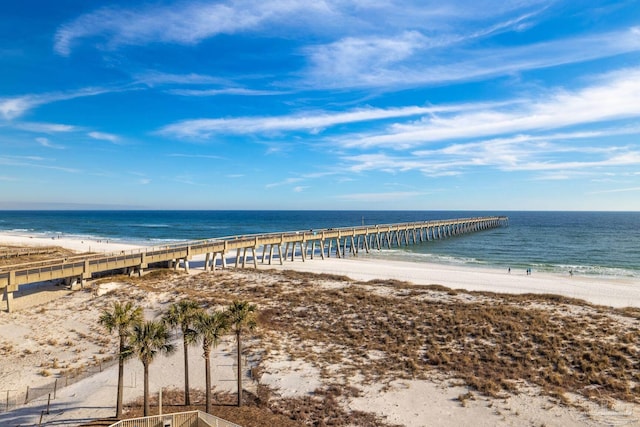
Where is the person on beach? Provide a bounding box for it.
[508,267,511,274]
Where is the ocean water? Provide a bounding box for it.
[0,210,638,278]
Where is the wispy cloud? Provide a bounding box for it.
[15,122,78,133]
[303,27,640,89]
[54,0,326,56]
[158,103,506,138]
[0,155,80,173]
[589,186,640,194]
[342,68,640,148]
[0,87,115,120]
[134,71,231,87]
[341,140,640,177]
[167,88,288,97]
[88,131,120,143]
[36,137,65,149]
[266,177,304,189]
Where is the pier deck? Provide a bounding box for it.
[1,216,507,312]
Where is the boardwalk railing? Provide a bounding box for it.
[107,410,241,427]
[1,216,507,312]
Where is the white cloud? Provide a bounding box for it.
[345,68,640,148]
[0,88,115,120]
[36,137,65,149]
[16,122,77,133]
[266,177,304,189]
[88,131,120,143]
[589,186,640,194]
[160,67,640,143]
[305,31,428,87]
[54,0,328,55]
[158,103,504,138]
[341,137,640,177]
[167,88,288,97]
[0,97,35,120]
[302,27,640,89]
[0,155,80,173]
[134,71,230,87]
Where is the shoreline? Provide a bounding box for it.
[0,230,144,253]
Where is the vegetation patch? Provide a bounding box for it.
[95,268,640,425]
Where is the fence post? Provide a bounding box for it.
[5,390,9,412]
[38,409,44,426]
[46,393,51,414]
[54,379,57,399]
[25,386,29,404]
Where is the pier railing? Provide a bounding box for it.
[1,216,507,312]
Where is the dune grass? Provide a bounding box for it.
[112,268,640,425]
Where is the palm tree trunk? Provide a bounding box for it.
[116,335,125,418]
[237,331,242,407]
[183,335,190,406]
[143,362,150,417]
[204,349,211,413]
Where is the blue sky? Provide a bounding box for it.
[1,1,640,210]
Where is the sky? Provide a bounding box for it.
[1,0,640,211]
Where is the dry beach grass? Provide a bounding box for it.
[104,268,640,425]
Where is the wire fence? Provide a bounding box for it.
[0,355,118,413]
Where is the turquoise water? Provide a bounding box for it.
[0,210,638,278]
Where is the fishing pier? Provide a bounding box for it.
[1,216,507,312]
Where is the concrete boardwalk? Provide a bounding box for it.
[1,216,508,311]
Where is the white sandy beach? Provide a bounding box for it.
[1,232,639,426]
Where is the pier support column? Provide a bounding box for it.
[3,287,14,313]
[221,251,227,269]
[268,245,275,265]
[283,243,290,261]
[277,245,284,265]
[310,241,316,259]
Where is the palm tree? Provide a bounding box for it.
[226,300,257,407]
[163,299,202,406]
[192,309,228,413]
[99,301,143,418]
[129,320,175,416]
